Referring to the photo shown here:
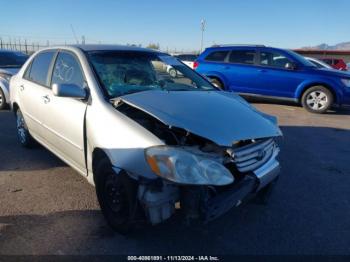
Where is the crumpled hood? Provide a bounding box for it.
[118,90,282,146]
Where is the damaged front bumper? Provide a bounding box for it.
[137,139,281,225]
[202,156,280,223]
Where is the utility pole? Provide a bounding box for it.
[81,35,85,45]
[200,19,206,53]
[70,24,79,44]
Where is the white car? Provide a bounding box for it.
[174,54,198,69]
[167,54,198,77]
[305,57,333,69]
[10,45,282,233]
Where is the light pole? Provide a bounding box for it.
[200,19,206,53]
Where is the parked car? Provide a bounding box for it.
[166,54,198,77]
[195,45,350,113]
[0,50,28,109]
[305,57,333,69]
[174,54,198,69]
[320,58,348,71]
[10,45,282,233]
[347,63,350,71]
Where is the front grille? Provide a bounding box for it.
[231,138,277,173]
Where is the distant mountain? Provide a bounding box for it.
[302,42,350,50]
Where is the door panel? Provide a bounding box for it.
[40,51,87,172]
[19,51,56,137]
[224,49,260,93]
[256,50,304,98]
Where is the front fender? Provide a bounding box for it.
[86,101,164,184]
[295,80,340,103]
[0,79,10,103]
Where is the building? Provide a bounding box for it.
[293,49,350,63]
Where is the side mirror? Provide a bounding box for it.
[52,83,87,99]
[285,62,297,70]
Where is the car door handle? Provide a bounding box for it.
[20,85,25,91]
[258,69,267,73]
[42,95,50,104]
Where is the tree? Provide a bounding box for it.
[147,43,160,50]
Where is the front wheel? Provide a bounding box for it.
[0,88,6,110]
[16,109,35,147]
[95,158,139,234]
[301,86,333,114]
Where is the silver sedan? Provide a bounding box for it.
[10,45,282,233]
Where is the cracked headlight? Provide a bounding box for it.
[145,146,234,185]
[341,78,350,88]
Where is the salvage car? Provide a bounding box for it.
[10,45,282,233]
[0,50,28,109]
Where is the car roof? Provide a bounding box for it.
[0,49,26,54]
[72,44,163,53]
[204,45,285,52]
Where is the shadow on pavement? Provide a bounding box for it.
[0,125,349,255]
[0,111,66,172]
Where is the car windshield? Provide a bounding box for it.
[0,51,28,68]
[87,51,214,97]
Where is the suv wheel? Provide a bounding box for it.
[0,88,6,110]
[95,158,139,234]
[210,78,224,90]
[16,109,35,147]
[301,86,333,114]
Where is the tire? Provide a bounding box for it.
[210,78,224,90]
[169,68,177,78]
[0,88,6,110]
[16,109,35,147]
[301,86,333,114]
[95,158,139,234]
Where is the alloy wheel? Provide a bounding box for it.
[16,111,27,144]
[306,91,328,111]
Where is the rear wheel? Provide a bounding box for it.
[301,86,333,114]
[95,158,139,234]
[169,68,177,78]
[210,78,224,90]
[16,109,35,147]
[0,88,6,110]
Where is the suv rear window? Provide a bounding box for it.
[205,51,229,62]
[27,51,56,86]
[229,50,255,64]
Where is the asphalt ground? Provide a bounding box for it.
[0,102,349,255]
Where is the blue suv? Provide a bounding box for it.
[194,45,350,113]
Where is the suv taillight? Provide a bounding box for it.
[193,61,199,69]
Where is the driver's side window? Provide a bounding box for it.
[260,51,293,69]
[51,52,85,88]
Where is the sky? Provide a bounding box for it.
[0,0,349,52]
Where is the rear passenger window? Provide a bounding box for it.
[27,51,55,86]
[205,51,229,62]
[229,50,255,64]
[260,51,293,69]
